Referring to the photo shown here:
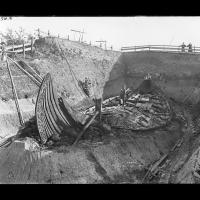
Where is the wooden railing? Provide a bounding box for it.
[35,29,114,50]
[121,45,200,54]
[0,39,34,55]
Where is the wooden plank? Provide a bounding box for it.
[31,38,33,53]
[5,47,32,53]
[7,57,41,87]
[73,111,99,146]
[6,58,24,126]
[6,43,31,50]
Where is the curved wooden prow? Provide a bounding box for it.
[35,73,85,144]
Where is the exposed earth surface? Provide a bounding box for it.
[1,37,200,183]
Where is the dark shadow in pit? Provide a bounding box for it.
[102,51,200,105]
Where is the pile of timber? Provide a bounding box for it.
[85,80,172,131]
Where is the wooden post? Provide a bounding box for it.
[94,98,102,121]
[38,28,40,38]
[31,37,33,54]
[22,40,25,59]
[6,57,24,126]
[73,111,99,146]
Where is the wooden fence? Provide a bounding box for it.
[35,28,114,50]
[0,38,35,58]
[121,45,200,54]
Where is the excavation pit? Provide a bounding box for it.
[1,37,200,183]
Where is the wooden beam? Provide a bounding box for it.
[6,57,24,126]
[73,111,99,146]
[7,57,41,87]
[31,37,33,54]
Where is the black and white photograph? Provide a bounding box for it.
[0,16,200,184]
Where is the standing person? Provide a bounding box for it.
[187,43,193,52]
[181,42,186,52]
[120,85,126,105]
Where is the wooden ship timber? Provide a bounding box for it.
[35,72,173,142]
[35,73,90,144]
[85,77,172,131]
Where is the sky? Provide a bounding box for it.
[1,17,200,50]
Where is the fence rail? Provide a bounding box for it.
[0,39,34,56]
[35,28,114,51]
[121,45,200,54]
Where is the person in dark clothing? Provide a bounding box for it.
[187,43,193,52]
[120,85,126,105]
[181,42,186,52]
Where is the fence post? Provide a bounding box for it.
[23,40,25,59]
[31,37,34,54]
[38,28,40,38]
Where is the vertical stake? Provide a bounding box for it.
[6,56,24,126]
[31,37,33,54]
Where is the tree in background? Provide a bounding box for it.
[0,27,34,45]
[0,17,12,21]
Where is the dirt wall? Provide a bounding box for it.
[103,51,200,104]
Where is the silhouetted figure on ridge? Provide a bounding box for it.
[181,42,186,52]
[187,43,193,52]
